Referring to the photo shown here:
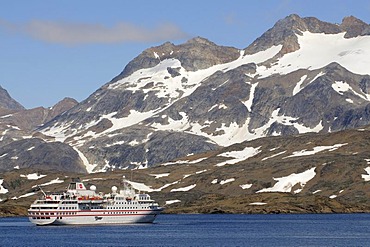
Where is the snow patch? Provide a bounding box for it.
[257,167,316,193]
[166,199,181,205]
[127,181,153,192]
[258,32,370,77]
[33,178,64,187]
[257,108,323,136]
[0,114,13,118]
[195,169,207,174]
[82,178,105,182]
[12,192,36,200]
[150,173,170,179]
[216,146,261,167]
[261,151,287,161]
[240,184,253,189]
[170,184,196,192]
[73,147,97,173]
[332,81,370,101]
[100,110,158,136]
[249,202,267,205]
[292,75,308,96]
[242,82,258,112]
[284,143,347,158]
[219,178,235,185]
[20,173,46,180]
[362,167,370,181]
[161,157,207,166]
[0,179,8,194]
[105,140,125,147]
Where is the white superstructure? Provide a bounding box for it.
[28,177,163,225]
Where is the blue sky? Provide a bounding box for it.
[1,0,370,109]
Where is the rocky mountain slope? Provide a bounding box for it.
[37,14,370,172]
[0,14,370,215]
[1,125,369,215]
[0,96,82,172]
[0,86,24,111]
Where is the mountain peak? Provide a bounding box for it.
[244,14,369,56]
[185,36,216,46]
[342,15,367,26]
[340,15,370,38]
[0,85,24,110]
[275,14,306,31]
[52,97,78,109]
[110,36,239,81]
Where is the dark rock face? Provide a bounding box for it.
[48,97,79,120]
[0,138,86,173]
[0,86,24,110]
[341,16,370,38]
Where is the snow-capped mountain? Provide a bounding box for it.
[36,14,370,173]
[0,97,82,173]
[1,15,370,215]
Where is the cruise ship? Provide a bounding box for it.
[28,177,163,225]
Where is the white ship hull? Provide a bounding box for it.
[29,209,162,225]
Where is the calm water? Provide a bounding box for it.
[0,214,369,247]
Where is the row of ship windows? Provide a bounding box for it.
[31,217,66,220]
[118,201,151,205]
[31,207,78,210]
[31,211,141,218]
[35,201,58,204]
[108,206,153,209]
[31,207,58,210]
[29,212,77,216]
[81,206,103,209]
[106,211,139,214]
[61,201,77,204]
[116,197,149,201]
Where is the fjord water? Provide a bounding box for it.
[0,214,369,247]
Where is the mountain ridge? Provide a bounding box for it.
[1,14,370,216]
[33,14,370,172]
